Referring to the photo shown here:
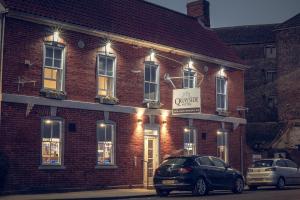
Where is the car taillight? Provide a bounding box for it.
[178,167,193,174]
[265,167,276,172]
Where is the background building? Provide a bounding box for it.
[216,13,300,163]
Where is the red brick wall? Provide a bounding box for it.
[0,17,246,192]
[1,102,244,191]
[3,18,245,117]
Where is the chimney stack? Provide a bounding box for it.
[187,0,210,27]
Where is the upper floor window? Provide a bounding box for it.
[265,45,276,58]
[97,54,116,97]
[41,118,63,166]
[144,62,159,102]
[266,70,276,82]
[184,127,197,155]
[183,68,197,88]
[43,43,65,91]
[97,121,116,165]
[216,77,228,111]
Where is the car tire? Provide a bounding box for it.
[156,189,170,197]
[249,185,258,191]
[276,177,285,190]
[192,177,208,196]
[232,177,244,194]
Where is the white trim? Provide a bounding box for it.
[2,93,247,124]
[216,76,228,111]
[6,11,249,71]
[144,61,159,102]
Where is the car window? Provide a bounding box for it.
[285,160,298,168]
[254,160,273,168]
[197,156,213,166]
[161,158,187,166]
[211,157,226,168]
[276,160,287,167]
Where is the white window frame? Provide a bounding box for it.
[183,127,197,155]
[216,76,228,111]
[96,120,116,166]
[40,117,64,167]
[42,42,66,92]
[97,54,116,97]
[144,61,159,102]
[183,68,197,88]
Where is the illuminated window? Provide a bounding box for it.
[41,118,63,165]
[97,55,115,97]
[144,62,159,101]
[97,122,115,165]
[184,128,197,155]
[183,68,197,88]
[216,77,228,111]
[43,44,64,91]
[217,131,228,163]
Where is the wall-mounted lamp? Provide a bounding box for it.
[184,128,190,133]
[188,58,194,68]
[150,49,156,61]
[105,40,111,49]
[100,123,106,128]
[162,120,167,125]
[137,119,143,125]
[219,67,226,77]
[53,31,60,42]
[44,119,52,124]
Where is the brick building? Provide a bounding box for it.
[0,0,247,192]
[216,13,300,162]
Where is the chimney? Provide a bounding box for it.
[187,0,210,27]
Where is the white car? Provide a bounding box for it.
[246,158,300,190]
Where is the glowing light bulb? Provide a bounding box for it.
[53,31,59,42]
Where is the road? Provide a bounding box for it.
[126,187,300,200]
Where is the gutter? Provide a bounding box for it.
[0,10,7,124]
[7,10,250,71]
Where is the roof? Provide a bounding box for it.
[214,24,278,45]
[276,13,300,30]
[2,0,243,65]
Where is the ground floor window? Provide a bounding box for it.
[41,118,63,165]
[217,130,228,163]
[97,121,115,165]
[184,127,197,155]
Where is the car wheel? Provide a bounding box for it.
[276,177,285,190]
[192,177,208,196]
[249,185,258,191]
[156,189,170,197]
[232,177,244,194]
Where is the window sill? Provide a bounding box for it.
[143,100,162,109]
[95,165,118,169]
[216,109,229,117]
[38,165,66,170]
[40,89,67,100]
[95,96,119,105]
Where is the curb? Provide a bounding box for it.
[57,194,156,200]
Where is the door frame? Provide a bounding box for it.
[143,124,160,187]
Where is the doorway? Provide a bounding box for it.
[143,129,159,187]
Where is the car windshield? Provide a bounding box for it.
[161,158,187,166]
[253,160,273,168]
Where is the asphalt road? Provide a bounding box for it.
[126,186,300,200]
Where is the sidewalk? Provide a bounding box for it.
[0,188,156,200]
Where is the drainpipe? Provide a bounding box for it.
[0,12,6,125]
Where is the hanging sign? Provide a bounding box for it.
[172,88,201,115]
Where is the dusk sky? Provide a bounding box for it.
[146,0,300,28]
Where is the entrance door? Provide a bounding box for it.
[143,129,159,187]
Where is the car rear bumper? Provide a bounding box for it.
[246,177,278,186]
[154,176,194,191]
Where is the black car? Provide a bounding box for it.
[153,155,244,196]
